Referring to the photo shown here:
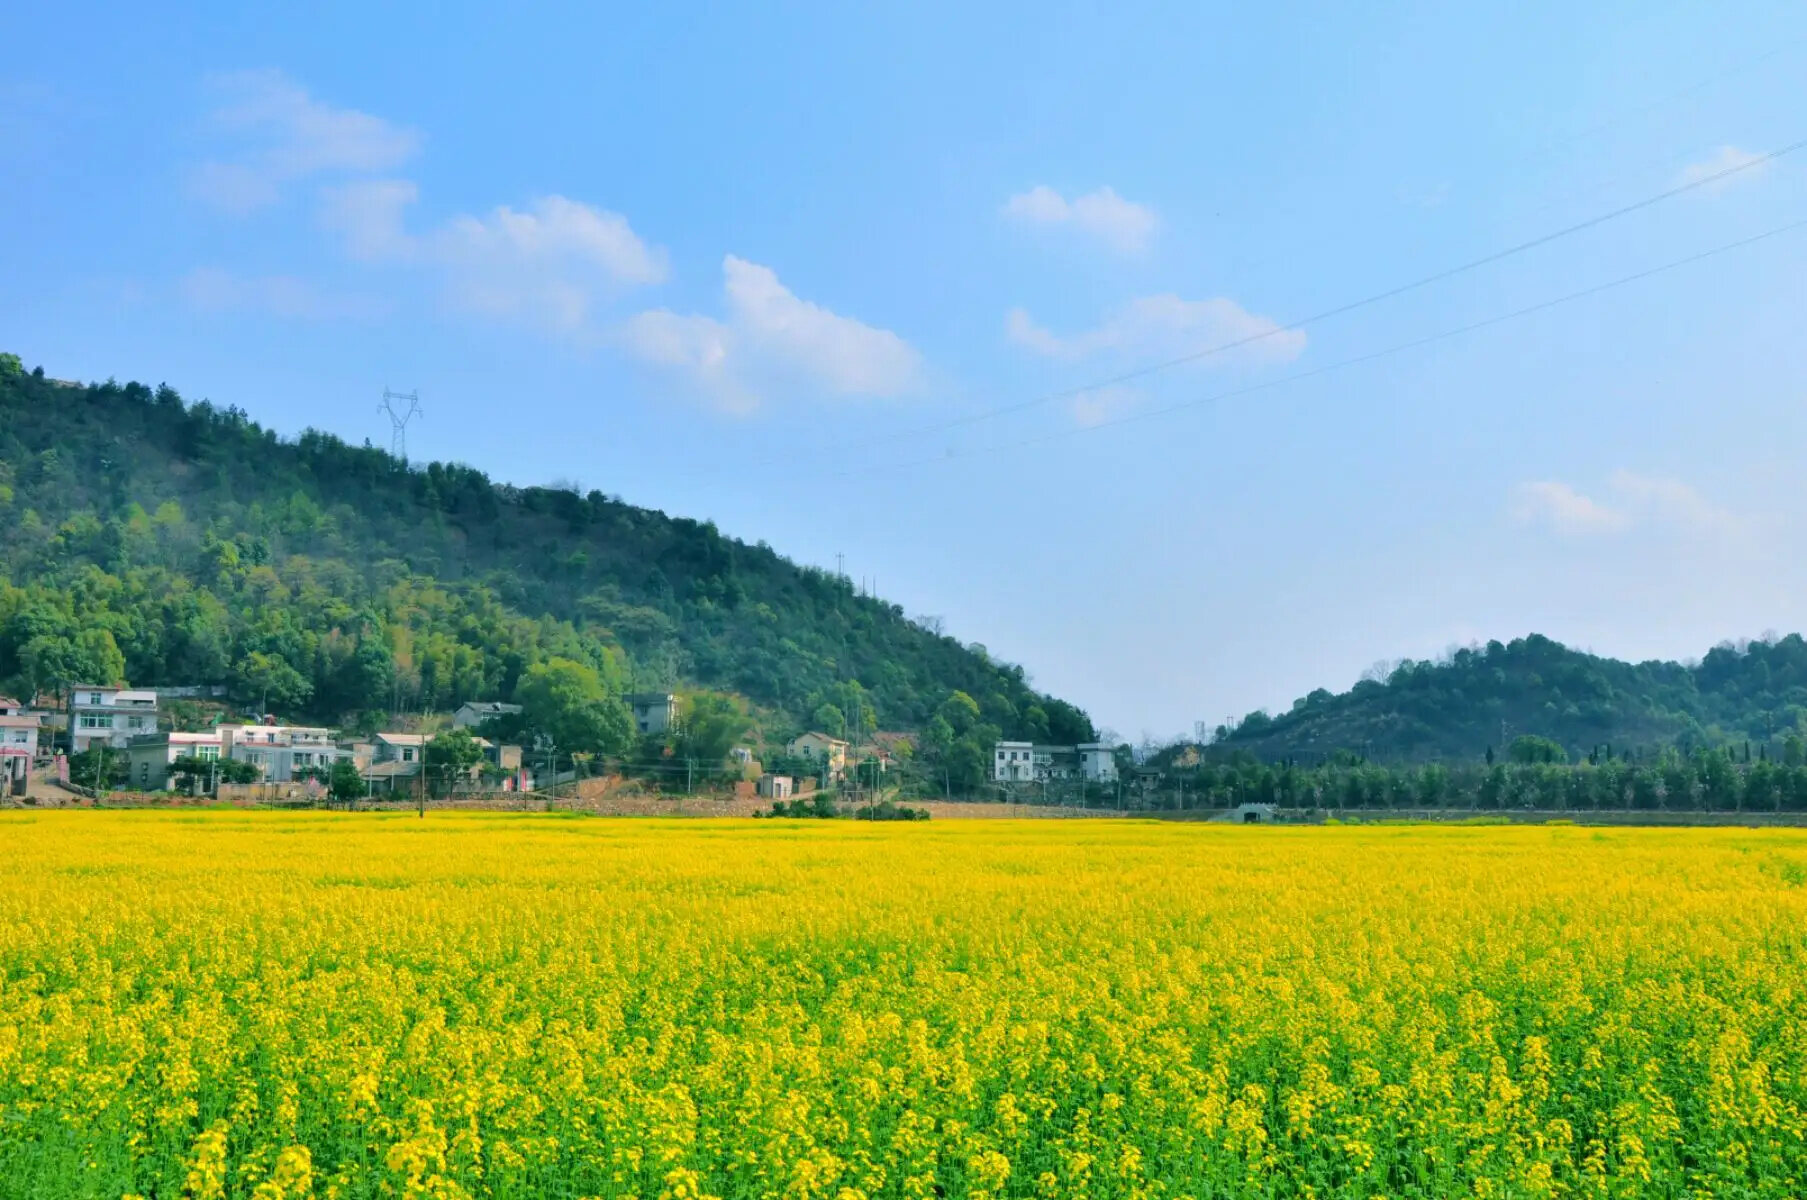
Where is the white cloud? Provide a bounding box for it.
[318,183,666,335]
[1510,481,1630,536]
[193,69,419,214]
[180,266,383,320]
[1677,145,1768,192]
[1007,294,1306,366]
[618,256,922,412]
[1511,473,1746,539]
[190,72,667,342]
[1607,470,1747,537]
[1002,185,1158,253]
[1069,385,1141,428]
[437,195,668,287]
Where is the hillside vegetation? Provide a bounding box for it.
[1213,632,1807,763]
[0,358,1092,752]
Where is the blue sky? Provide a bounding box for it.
[6,1,1807,738]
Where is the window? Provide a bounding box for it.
[197,745,220,761]
[79,714,114,729]
[401,747,416,762]
[87,692,105,705]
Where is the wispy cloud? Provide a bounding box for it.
[1007,294,1305,366]
[1509,480,1631,536]
[1607,470,1746,537]
[192,69,420,214]
[1511,472,1747,539]
[1002,185,1158,254]
[317,175,669,337]
[1677,145,1769,193]
[1069,385,1141,428]
[618,256,922,413]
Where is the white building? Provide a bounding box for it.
[70,685,159,752]
[453,701,522,729]
[994,741,1118,785]
[218,723,343,782]
[756,773,794,800]
[1078,742,1118,784]
[126,731,223,791]
[628,692,678,736]
[994,740,1035,782]
[0,714,38,794]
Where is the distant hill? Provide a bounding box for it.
[1209,633,1807,763]
[0,358,1093,744]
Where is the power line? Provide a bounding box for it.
[828,214,1807,477]
[816,134,1806,455]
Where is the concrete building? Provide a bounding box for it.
[756,773,794,800]
[994,741,1118,785]
[361,732,426,794]
[70,685,159,752]
[0,714,39,794]
[218,723,343,782]
[372,732,426,765]
[994,741,1035,783]
[125,731,224,791]
[1077,743,1118,784]
[628,692,678,736]
[453,701,522,729]
[787,731,848,777]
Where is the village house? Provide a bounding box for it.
[994,741,1035,782]
[452,700,522,729]
[0,713,38,794]
[627,692,678,736]
[69,685,159,752]
[786,731,848,777]
[756,773,794,800]
[125,731,224,791]
[218,723,344,782]
[993,741,1118,784]
[361,732,427,794]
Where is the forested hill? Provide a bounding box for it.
[0,359,1093,742]
[1210,633,1807,763]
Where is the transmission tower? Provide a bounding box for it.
[379,388,422,459]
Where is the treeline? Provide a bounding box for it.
[0,357,1091,743]
[1147,744,1807,813]
[1213,633,1807,764]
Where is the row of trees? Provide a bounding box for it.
[1138,745,1807,813]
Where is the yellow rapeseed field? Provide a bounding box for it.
[1,813,1805,1199]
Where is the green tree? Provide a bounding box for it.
[328,758,367,803]
[425,727,485,796]
[1508,734,1568,765]
[811,703,846,738]
[234,650,313,714]
[514,658,633,755]
[674,692,751,769]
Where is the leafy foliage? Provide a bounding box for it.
[0,363,1091,741]
[1212,633,1807,762]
